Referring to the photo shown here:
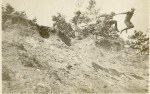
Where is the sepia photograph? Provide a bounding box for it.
[2,0,149,93]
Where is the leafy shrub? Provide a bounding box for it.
[128,30,149,55]
[2,3,38,31]
[2,4,15,14]
[52,13,74,38]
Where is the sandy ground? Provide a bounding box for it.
[2,28,149,93]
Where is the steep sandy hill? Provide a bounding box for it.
[2,26,149,93]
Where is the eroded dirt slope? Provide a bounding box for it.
[2,28,149,93]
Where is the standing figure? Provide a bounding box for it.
[72,11,82,38]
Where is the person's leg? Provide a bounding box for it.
[110,20,119,32]
[121,20,131,33]
[129,21,134,29]
[123,21,134,33]
[120,28,127,33]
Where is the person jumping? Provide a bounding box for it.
[118,8,135,33]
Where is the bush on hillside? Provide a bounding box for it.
[52,13,75,38]
[128,30,149,55]
[2,3,37,31]
[2,4,15,14]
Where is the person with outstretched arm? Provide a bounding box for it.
[117,8,135,33]
[99,12,119,32]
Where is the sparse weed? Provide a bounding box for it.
[19,52,42,68]
[2,65,12,81]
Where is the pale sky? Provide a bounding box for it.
[2,0,149,40]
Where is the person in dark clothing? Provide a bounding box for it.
[72,11,82,38]
[118,8,135,33]
[100,12,119,32]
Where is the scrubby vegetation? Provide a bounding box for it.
[1,1,132,52]
[128,30,149,55]
[2,0,149,93]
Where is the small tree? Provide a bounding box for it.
[5,4,15,14]
[2,4,15,30]
[87,0,96,14]
[52,13,74,38]
[75,0,84,8]
[72,11,90,25]
[86,0,100,21]
[128,30,149,55]
[2,5,5,14]
[32,17,37,24]
[14,11,27,18]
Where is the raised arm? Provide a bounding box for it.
[116,12,128,15]
[99,14,107,17]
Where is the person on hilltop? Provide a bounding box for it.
[99,12,119,32]
[72,11,82,38]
